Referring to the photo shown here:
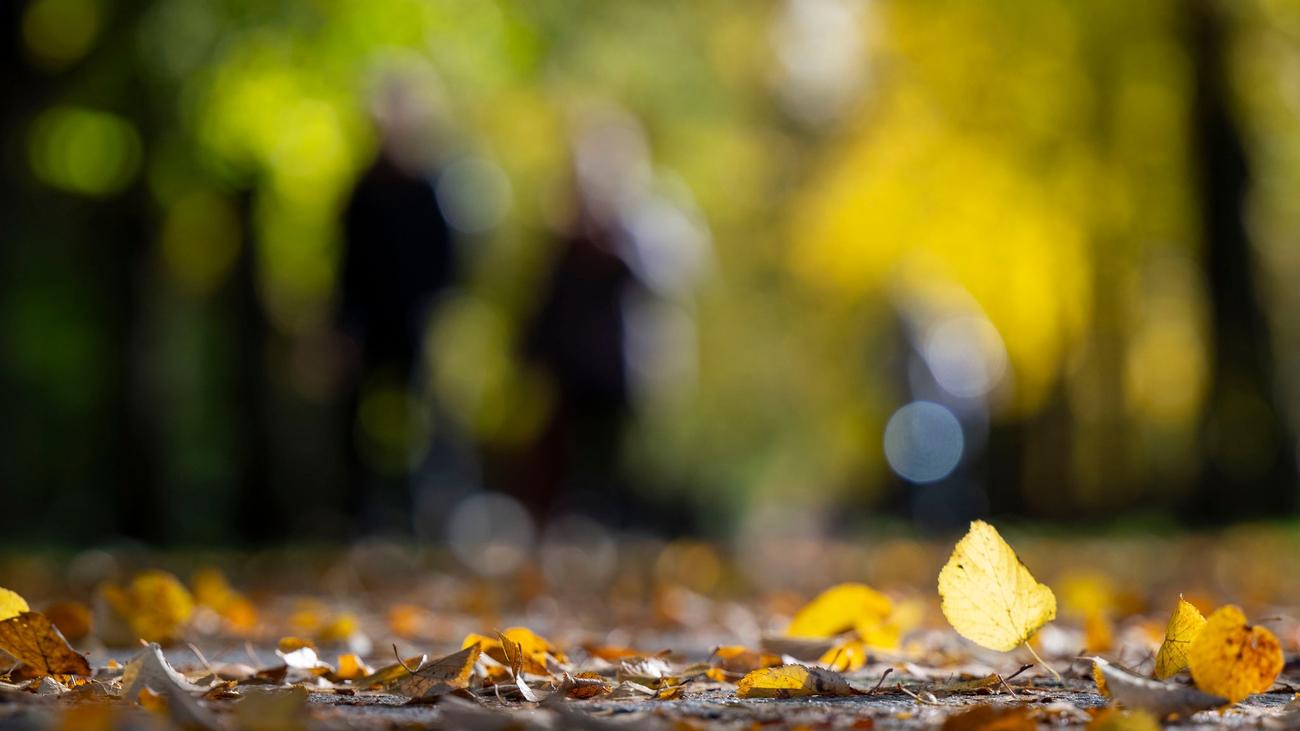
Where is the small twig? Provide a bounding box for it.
[896,682,940,705]
[1004,664,1033,684]
[1024,642,1062,683]
[393,644,425,674]
[186,642,215,676]
[997,673,1019,699]
[868,667,894,694]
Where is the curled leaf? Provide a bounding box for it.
[1153,597,1205,680]
[786,583,892,639]
[390,644,481,699]
[1090,657,1225,717]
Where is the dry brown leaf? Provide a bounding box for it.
[941,704,1036,731]
[391,644,481,699]
[0,612,91,677]
[735,664,854,699]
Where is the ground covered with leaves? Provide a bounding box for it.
[1,522,1299,730]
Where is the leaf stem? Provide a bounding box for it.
[1024,641,1062,683]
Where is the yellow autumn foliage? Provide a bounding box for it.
[937,521,1056,652]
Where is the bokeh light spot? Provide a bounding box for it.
[29,106,141,197]
[23,0,100,68]
[446,492,535,577]
[436,155,512,235]
[883,401,964,483]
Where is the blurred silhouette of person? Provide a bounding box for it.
[516,105,709,529]
[337,72,457,536]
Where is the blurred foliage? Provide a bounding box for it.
[4,0,1300,544]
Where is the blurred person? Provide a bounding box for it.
[336,72,459,536]
[514,106,708,530]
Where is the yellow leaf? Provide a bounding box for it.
[277,636,315,653]
[818,639,868,671]
[710,646,782,674]
[102,571,194,644]
[1092,662,1109,697]
[0,587,29,621]
[318,613,358,644]
[335,653,373,681]
[1083,611,1113,653]
[1153,597,1205,680]
[786,583,892,639]
[190,568,257,634]
[735,664,853,698]
[937,520,1056,652]
[463,626,565,675]
[1187,605,1282,703]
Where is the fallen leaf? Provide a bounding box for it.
[391,644,481,699]
[463,627,564,675]
[276,645,332,673]
[0,612,91,676]
[1087,708,1161,731]
[121,643,216,730]
[0,588,29,621]
[655,684,684,700]
[236,686,310,731]
[335,653,373,681]
[318,613,358,644]
[786,583,892,639]
[710,646,781,674]
[564,671,612,699]
[1154,597,1205,680]
[499,632,541,702]
[100,570,195,644]
[1187,605,1283,704]
[190,568,257,634]
[1083,611,1113,653]
[819,639,868,671]
[735,664,854,698]
[937,521,1056,652]
[940,704,1035,731]
[42,602,92,643]
[1090,657,1225,717]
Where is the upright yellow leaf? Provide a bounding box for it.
[735,664,853,698]
[937,520,1056,652]
[786,583,892,638]
[1187,605,1282,703]
[0,588,29,621]
[1153,597,1205,680]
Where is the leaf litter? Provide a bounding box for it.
[0,522,1296,729]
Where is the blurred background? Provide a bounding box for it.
[4,0,1300,551]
